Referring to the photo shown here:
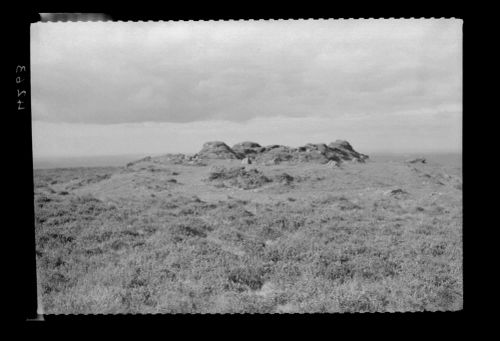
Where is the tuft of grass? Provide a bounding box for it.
[226,265,266,291]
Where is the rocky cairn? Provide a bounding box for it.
[126,140,368,168]
[194,140,368,164]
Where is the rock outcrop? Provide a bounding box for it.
[328,140,369,162]
[195,141,242,160]
[133,140,369,167]
[232,142,263,158]
[196,140,368,164]
[251,141,368,164]
[256,145,296,164]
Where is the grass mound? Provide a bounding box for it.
[226,265,266,291]
[168,218,212,242]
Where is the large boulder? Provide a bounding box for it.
[329,140,355,151]
[298,143,340,163]
[232,141,262,157]
[303,143,328,153]
[255,145,295,164]
[195,141,242,160]
[328,140,369,162]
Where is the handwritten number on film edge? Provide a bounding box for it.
[16,65,26,110]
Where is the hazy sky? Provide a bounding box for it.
[31,19,462,157]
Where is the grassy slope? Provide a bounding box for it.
[33,158,462,313]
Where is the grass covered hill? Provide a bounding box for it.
[33,142,462,313]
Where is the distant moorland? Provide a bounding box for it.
[34,141,462,313]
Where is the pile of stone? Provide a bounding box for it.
[194,140,369,165]
[227,140,368,165]
[127,139,369,167]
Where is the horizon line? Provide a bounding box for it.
[33,150,462,160]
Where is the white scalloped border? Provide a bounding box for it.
[37,17,463,23]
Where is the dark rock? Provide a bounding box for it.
[388,188,409,196]
[407,157,427,164]
[328,140,369,162]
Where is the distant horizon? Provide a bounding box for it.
[33,149,462,169]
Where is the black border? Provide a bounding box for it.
[11,7,473,332]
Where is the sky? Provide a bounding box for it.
[31,19,462,158]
